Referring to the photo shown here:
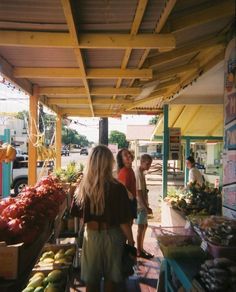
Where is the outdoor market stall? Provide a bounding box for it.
[0,0,235,291]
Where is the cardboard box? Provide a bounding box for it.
[0,242,23,279]
[0,223,52,280]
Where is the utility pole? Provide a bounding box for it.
[99,118,108,145]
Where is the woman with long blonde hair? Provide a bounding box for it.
[75,145,134,292]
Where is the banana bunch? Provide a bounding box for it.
[37,145,56,161]
[0,143,16,163]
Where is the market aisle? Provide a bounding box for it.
[69,224,162,292]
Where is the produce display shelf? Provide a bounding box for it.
[164,258,203,292]
[0,222,53,292]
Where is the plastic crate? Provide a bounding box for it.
[207,242,236,260]
[152,226,204,259]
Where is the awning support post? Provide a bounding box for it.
[162,104,169,198]
[55,114,62,169]
[184,137,191,186]
[28,85,39,186]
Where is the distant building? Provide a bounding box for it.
[126,125,162,159]
[0,116,28,152]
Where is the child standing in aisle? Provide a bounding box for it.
[135,154,153,259]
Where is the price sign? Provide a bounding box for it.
[169,127,181,160]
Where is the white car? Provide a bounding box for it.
[12,152,52,195]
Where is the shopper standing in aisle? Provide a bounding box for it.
[186,156,204,186]
[75,145,135,292]
[135,154,154,259]
[117,148,137,224]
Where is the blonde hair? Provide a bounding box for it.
[77,145,115,215]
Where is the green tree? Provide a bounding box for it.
[16,110,91,146]
[149,115,159,125]
[109,130,129,149]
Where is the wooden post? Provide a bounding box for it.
[162,104,169,198]
[99,118,108,145]
[28,85,39,186]
[55,114,62,169]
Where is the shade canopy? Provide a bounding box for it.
[0,0,234,117]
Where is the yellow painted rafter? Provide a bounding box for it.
[47,97,132,105]
[144,34,226,68]
[60,0,94,116]
[14,67,153,79]
[0,30,175,50]
[164,0,235,32]
[129,0,177,87]
[113,0,148,103]
[39,86,142,96]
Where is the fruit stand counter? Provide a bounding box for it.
[163,258,203,292]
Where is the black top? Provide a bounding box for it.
[77,180,132,226]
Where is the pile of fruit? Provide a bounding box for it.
[22,269,67,292]
[166,183,222,216]
[37,145,56,161]
[199,216,236,246]
[0,176,66,245]
[54,161,84,183]
[35,246,75,268]
[199,258,236,291]
[0,143,16,163]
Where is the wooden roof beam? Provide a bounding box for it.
[144,34,226,68]
[153,61,199,80]
[164,0,235,32]
[47,97,132,105]
[60,108,122,117]
[39,86,142,96]
[0,30,175,50]
[128,0,177,86]
[14,68,153,79]
[60,0,94,116]
[113,0,148,103]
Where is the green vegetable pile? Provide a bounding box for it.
[166,183,222,216]
[55,161,84,183]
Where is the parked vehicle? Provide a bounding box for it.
[61,146,70,156]
[80,148,88,155]
[12,159,53,195]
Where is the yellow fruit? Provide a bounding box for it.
[65,247,75,257]
[42,258,54,264]
[47,270,63,283]
[29,272,45,282]
[54,253,65,260]
[27,276,44,288]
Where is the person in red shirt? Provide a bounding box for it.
[117,148,137,224]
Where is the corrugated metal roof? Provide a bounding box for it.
[75,0,138,33]
[0,0,66,26]
[29,79,84,87]
[0,47,78,68]
[89,79,117,87]
[83,49,124,68]
[174,16,232,46]
[0,0,234,118]
[139,0,166,32]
